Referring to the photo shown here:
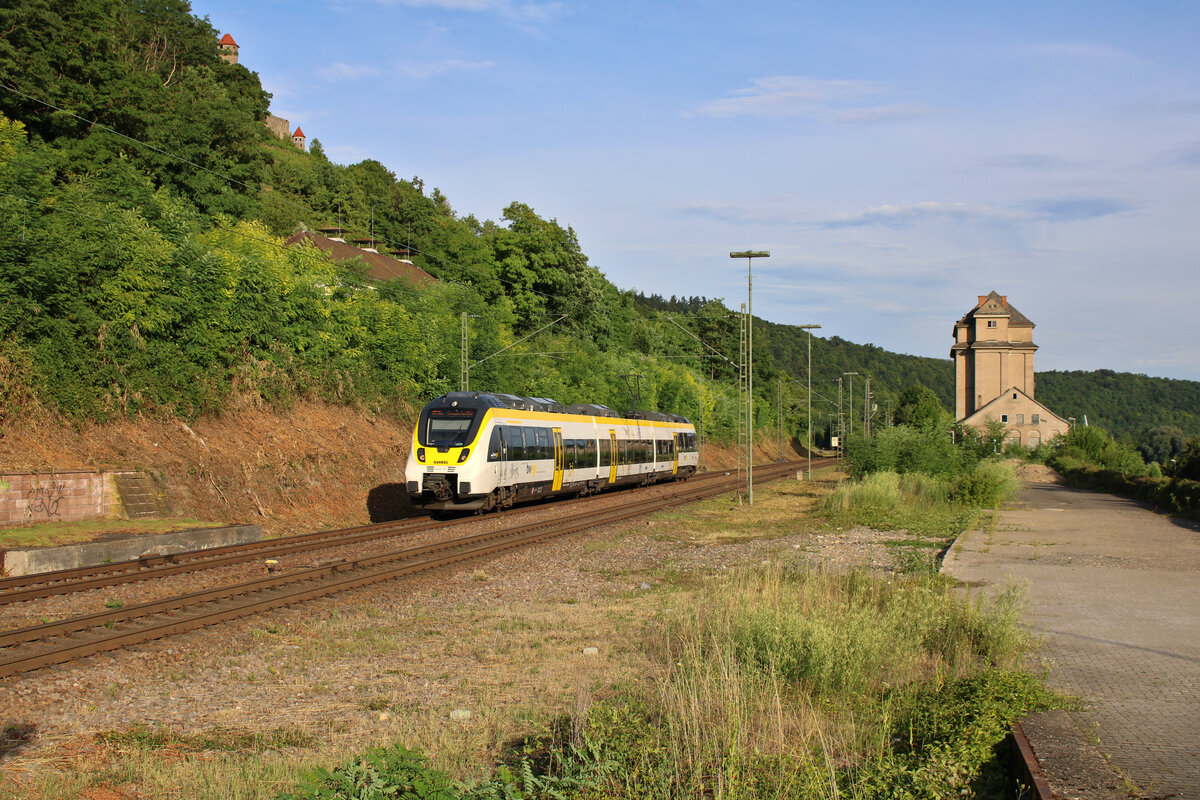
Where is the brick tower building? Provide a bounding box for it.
[952,291,1068,448]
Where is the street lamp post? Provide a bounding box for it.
[730,250,769,505]
[797,324,821,479]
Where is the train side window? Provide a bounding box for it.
[508,427,527,460]
[585,438,598,468]
[535,427,551,459]
[487,427,502,461]
[599,437,612,467]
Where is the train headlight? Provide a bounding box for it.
[416,447,426,463]
[457,448,471,463]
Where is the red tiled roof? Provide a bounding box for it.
[219,33,238,46]
[292,127,305,138]
[285,232,436,286]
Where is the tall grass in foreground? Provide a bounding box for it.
[594,565,1043,799]
[268,565,1055,799]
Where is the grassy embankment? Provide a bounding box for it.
[10,468,1056,800]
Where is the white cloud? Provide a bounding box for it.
[317,62,383,82]
[327,144,369,160]
[316,58,493,83]
[396,58,495,79]
[694,75,930,123]
[358,0,561,22]
[814,201,1023,229]
[833,103,932,124]
[1023,41,1148,65]
[694,76,879,119]
[807,196,1135,230]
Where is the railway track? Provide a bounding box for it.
[0,460,820,678]
[0,466,745,606]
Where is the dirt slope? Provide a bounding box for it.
[0,402,417,538]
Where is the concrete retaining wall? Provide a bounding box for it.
[1,524,262,577]
[0,470,123,525]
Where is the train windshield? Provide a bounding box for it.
[425,408,477,446]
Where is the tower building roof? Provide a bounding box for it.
[954,290,1033,329]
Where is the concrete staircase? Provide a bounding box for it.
[113,473,165,519]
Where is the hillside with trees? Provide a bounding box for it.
[0,0,1196,455]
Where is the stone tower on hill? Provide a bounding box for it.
[951,291,1069,448]
[218,33,238,65]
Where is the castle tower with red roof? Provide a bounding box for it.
[218,33,239,65]
[292,127,306,151]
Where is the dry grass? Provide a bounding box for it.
[644,467,836,545]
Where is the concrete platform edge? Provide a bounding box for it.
[1,524,263,576]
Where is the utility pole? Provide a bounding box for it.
[864,375,871,436]
[835,378,844,468]
[730,250,768,505]
[843,372,858,437]
[778,376,784,460]
[796,324,821,479]
[736,303,747,500]
[460,313,481,391]
[460,312,469,391]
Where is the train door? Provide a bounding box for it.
[608,430,618,484]
[672,433,680,475]
[552,428,564,491]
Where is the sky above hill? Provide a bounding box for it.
[194,0,1200,380]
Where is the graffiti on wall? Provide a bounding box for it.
[25,481,66,520]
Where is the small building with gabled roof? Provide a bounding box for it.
[952,292,1069,447]
[959,386,1069,450]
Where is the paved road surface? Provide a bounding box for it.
[943,479,1200,799]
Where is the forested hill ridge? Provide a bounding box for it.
[0,0,1195,453]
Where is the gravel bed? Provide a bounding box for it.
[0,475,909,785]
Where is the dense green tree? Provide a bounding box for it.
[1138,425,1189,466]
[893,383,952,427]
[1175,437,1200,481]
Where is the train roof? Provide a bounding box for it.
[425,392,691,425]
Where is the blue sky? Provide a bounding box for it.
[195,1,1200,380]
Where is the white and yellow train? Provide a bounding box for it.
[405,392,699,512]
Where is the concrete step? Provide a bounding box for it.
[113,473,164,519]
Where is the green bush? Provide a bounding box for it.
[280,745,459,800]
[952,460,1020,508]
[845,424,965,479]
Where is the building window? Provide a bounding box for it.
[1001,414,1008,423]
[987,320,997,328]
[1031,414,1040,424]
[1015,414,1024,424]
[1012,392,1018,399]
